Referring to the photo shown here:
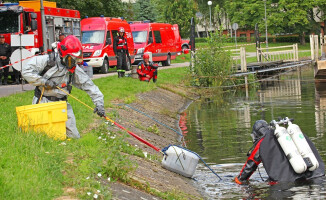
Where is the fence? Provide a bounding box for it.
[256,44,299,62]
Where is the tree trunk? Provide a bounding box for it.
[324,19,326,36]
[299,33,306,45]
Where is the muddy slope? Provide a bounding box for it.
[107,88,202,199]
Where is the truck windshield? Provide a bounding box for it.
[81,30,105,44]
[0,12,19,33]
[132,31,148,43]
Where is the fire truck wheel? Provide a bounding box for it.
[125,57,131,71]
[101,59,109,74]
[182,45,189,51]
[163,54,171,66]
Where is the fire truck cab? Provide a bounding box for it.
[130,22,182,65]
[81,17,135,74]
[0,1,81,54]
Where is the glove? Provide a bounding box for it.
[44,80,57,89]
[94,105,105,117]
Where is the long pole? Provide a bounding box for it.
[40,0,47,51]
[264,0,268,51]
[209,5,212,30]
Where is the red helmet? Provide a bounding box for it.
[57,35,83,69]
[57,35,82,59]
[143,53,150,59]
[118,27,125,33]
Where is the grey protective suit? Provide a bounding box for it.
[22,54,104,138]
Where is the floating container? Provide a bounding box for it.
[162,145,199,178]
[16,101,68,140]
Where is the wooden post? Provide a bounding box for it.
[296,43,299,61]
[310,35,315,60]
[315,35,319,61]
[240,47,247,72]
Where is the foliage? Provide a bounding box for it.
[192,32,234,87]
[154,0,197,38]
[134,0,156,22]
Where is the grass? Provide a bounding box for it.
[0,66,188,199]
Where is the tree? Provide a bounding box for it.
[134,0,156,22]
[156,0,196,38]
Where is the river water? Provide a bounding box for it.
[183,67,326,199]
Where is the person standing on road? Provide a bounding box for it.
[137,53,158,83]
[22,35,105,139]
[0,35,11,85]
[113,27,130,78]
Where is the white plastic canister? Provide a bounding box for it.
[162,146,199,178]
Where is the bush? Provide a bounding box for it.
[192,32,234,87]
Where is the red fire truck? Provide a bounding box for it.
[130,22,182,65]
[81,17,135,74]
[0,1,81,54]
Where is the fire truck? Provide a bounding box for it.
[0,1,81,55]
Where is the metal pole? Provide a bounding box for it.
[209,5,212,30]
[264,0,268,52]
[235,30,237,48]
[40,0,47,51]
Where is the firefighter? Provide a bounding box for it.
[113,27,130,78]
[22,35,105,139]
[0,35,11,85]
[137,53,158,83]
[235,120,325,185]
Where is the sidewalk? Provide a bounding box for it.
[0,62,190,98]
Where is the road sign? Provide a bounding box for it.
[232,23,239,31]
[11,34,35,47]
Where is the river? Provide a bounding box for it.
[183,67,326,199]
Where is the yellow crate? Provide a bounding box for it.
[16,101,68,140]
[19,1,57,11]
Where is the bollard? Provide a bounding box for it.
[131,65,138,79]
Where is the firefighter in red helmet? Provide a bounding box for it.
[22,35,105,139]
[137,53,158,83]
[113,27,130,78]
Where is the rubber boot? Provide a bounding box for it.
[0,79,2,85]
[118,72,121,78]
[14,77,20,85]
[121,72,125,77]
[3,77,7,85]
[153,78,157,83]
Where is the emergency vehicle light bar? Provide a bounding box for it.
[0,3,19,6]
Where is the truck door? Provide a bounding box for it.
[173,24,182,54]
[111,30,119,66]
[105,30,115,66]
[153,30,164,61]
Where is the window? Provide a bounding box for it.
[132,31,148,43]
[250,33,255,38]
[153,30,162,43]
[240,34,246,38]
[81,30,105,44]
[0,12,19,33]
[112,30,119,38]
[106,31,111,45]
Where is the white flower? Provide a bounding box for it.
[107,177,111,182]
[105,121,109,124]
[60,142,66,146]
[107,132,111,135]
[93,194,98,199]
[98,136,102,140]
[86,176,90,180]
[97,190,101,193]
[87,192,91,196]
[110,136,116,139]
[97,173,102,177]
[102,138,106,141]
[143,152,148,158]
[135,145,138,147]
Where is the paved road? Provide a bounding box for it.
[0,62,190,98]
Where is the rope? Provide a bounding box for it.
[0,50,48,70]
[162,145,222,180]
[38,87,45,104]
[56,86,163,154]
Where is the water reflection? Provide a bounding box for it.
[184,68,326,199]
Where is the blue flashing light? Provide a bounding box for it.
[85,16,88,18]
[100,15,104,17]
[2,3,19,6]
[143,20,150,23]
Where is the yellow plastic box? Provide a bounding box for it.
[19,1,57,11]
[16,101,67,140]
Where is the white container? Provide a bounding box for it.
[162,146,199,178]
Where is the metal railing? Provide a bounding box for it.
[257,44,299,62]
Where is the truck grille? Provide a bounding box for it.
[83,52,92,58]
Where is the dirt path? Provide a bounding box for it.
[106,88,202,199]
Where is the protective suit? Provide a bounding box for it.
[22,35,105,139]
[137,53,158,82]
[235,120,325,184]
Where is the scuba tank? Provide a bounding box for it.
[271,120,307,174]
[285,117,319,171]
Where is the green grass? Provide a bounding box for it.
[0,67,188,199]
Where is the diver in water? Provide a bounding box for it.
[235,120,325,185]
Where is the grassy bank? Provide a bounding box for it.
[0,66,189,199]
